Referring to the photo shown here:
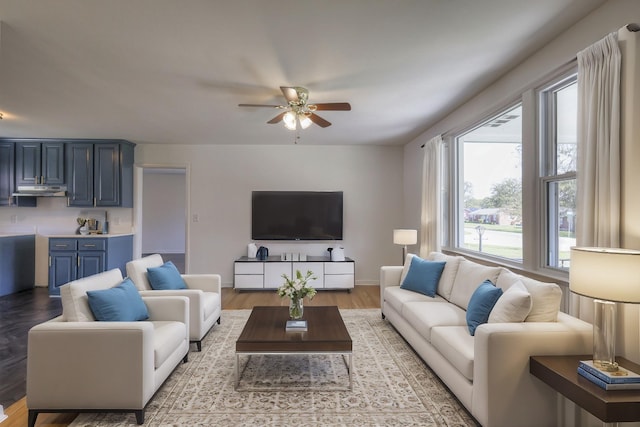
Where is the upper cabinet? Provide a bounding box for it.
[15,141,65,185]
[66,140,134,207]
[0,142,15,206]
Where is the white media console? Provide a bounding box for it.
[234,256,355,291]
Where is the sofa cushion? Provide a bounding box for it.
[466,280,502,335]
[402,301,467,342]
[489,280,532,323]
[60,268,125,322]
[427,252,463,301]
[152,321,187,368]
[431,326,475,381]
[87,278,150,322]
[399,253,417,285]
[496,269,562,322]
[449,259,501,310]
[384,286,445,315]
[400,256,446,297]
[147,261,187,290]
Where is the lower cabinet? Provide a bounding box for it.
[0,234,36,297]
[48,235,133,296]
[234,256,354,291]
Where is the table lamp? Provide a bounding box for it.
[393,229,417,264]
[569,247,640,371]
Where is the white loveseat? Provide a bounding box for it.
[380,252,593,427]
[27,268,190,426]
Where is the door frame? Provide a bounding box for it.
[133,164,190,272]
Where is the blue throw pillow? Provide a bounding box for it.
[466,280,503,336]
[87,278,149,321]
[400,256,446,297]
[147,261,187,290]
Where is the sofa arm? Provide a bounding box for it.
[472,314,593,427]
[143,296,189,329]
[380,266,403,306]
[182,274,221,294]
[27,317,156,410]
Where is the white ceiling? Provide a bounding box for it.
[0,0,606,146]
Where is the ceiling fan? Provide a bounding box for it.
[238,86,351,130]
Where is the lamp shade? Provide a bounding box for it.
[393,229,417,245]
[569,247,640,303]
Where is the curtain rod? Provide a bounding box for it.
[419,23,639,150]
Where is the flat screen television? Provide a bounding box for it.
[251,191,343,240]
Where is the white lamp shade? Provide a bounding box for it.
[393,229,417,245]
[570,247,640,303]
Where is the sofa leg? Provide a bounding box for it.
[28,410,38,427]
[134,409,145,425]
[183,353,189,363]
[196,340,202,352]
[381,312,386,320]
[217,316,221,325]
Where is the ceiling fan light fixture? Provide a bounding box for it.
[283,111,297,130]
[299,114,312,129]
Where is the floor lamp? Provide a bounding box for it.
[393,229,417,264]
[569,247,640,371]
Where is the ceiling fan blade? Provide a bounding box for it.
[267,112,287,124]
[311,102,351,111]
[309,113,332,128]
[280,86,299,103]
[238,104,283,108]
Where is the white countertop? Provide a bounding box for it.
[0,233,36,237]
[44,233,134,238]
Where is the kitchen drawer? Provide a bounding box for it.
[324,274,354,288]
[49,239,77,251]
[235,262,264,275]
[234,275,264,288]
[78,239,106,251]
[324,262,354,275]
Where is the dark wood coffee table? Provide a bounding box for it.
[235,305,353,390]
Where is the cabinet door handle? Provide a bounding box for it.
[35,176,39,184]
[83,244,96,248]
[48,256,51,267]
[93,197,97,207]
[41,175,44,184]
[77,257,80,267]
[54,244,67,248]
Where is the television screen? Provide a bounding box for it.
[251,191,343,240]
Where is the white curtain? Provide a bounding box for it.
[572,32,621,321]
[419,134,442,258]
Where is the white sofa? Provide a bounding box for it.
[27,268,190,426]
[380,252,593,427]
[126,254,222,351]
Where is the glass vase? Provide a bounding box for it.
[289,297,304,320]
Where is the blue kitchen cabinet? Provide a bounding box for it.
[48,235,132,296]
[15,141,65,186]
[0,234,36,297]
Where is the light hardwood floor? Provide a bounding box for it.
[3,285,381,427]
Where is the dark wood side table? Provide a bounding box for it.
[530,355,640,423]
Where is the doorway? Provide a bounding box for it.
[133,166,188,273]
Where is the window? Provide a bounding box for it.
[455,104,523,261]
[540,76,577,270]
[444,66,578,278]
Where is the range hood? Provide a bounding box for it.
[12,185,67,197]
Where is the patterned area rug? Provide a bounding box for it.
[70,309,478,426]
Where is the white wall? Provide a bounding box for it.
[135,144,404,286]
[141,170,186,254]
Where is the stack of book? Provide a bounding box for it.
[285,320,308,332]
[578,360,640,390]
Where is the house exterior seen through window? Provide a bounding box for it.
[456,104,523,261]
